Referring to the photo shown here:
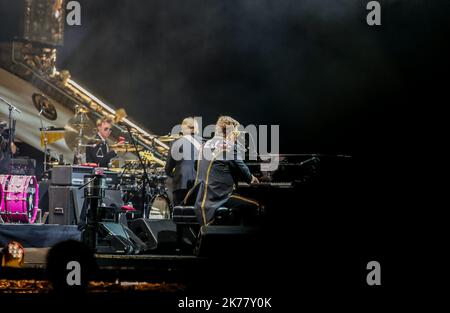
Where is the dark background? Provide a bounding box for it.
[57,0,447,299]
[1,0,447,156]
[55,0,444,155]
[1,0,448,304]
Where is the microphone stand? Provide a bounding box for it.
[38,108,50,180]
[78,175,103,251]
[0,96,21,161]
[124,124,150,218]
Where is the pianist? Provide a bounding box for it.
[189,116,260,225]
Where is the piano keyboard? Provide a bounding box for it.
[237,182,293,188]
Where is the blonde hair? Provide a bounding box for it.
[96,116,113,127]
[181,117,199,135]
[215,116,239,138]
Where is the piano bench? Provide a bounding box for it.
[173,206,200,253]
[214,207,241,225]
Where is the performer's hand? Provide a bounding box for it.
[117,136,125,145]
[250,175,259,184]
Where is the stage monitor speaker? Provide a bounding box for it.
[128,219,177,253]
[48,186,84,225]
[95,222,147,254]
[195,225,260,257]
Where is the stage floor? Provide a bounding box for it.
[0,224,81,248]
[0,223,272,299]
[0,223,202,283]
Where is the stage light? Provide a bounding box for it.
[1,241,25,268]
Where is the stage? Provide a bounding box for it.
[0,223,267,300]
[0,223,203,296]
[0,224,80,248]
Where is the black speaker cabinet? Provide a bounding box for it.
[48,185,84,225]
[94,222,147,254]
[51,165,93,186]
[128,219,177,252]
[38,180,50,213]
[195,225,259,257]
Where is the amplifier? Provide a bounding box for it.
[102,170,119,189]
[9,158,36,175]
[48,185,84,225]
[51,165,93,186]
[48,187,123,225]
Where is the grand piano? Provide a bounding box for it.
[236,153,353,220]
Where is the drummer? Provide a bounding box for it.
[86,117,123,168]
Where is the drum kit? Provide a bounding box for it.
[0,102,182,224]
[61,108,180,220]
[0,174,39,224]
[0,96,39,224]
[109,143,144,153]
[119,159,172,220]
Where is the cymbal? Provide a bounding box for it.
[33,94,57,121]
[110,143,144,152]
[64,113,96,151]
[155,145,168,153]
[156,134,181,142]
[77,107,89,114]
[139,150,166,167]
[108,167,124,173]
[113,108,127,123]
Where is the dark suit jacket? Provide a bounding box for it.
[191,137,252,225]
[165,135,201,191]
[85,133,117,167]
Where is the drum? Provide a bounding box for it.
[148,194,171,219]
[0,174,9,213]
[2,175,39,224]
